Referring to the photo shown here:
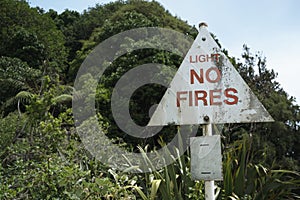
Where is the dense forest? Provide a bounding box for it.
[0,0,299,199]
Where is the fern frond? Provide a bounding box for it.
[52,94,72,104]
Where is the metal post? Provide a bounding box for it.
[203,122,215,200]
[205,179,215,200]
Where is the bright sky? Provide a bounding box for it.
[28,0,300,104]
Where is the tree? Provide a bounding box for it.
[3,28,46,68]
[0,0,299,199]
[225,45,300,170]
[0,0,68,75]
[0,56,41,114]
[47,9,82,62]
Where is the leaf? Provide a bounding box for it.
[150,179,161,200]
[125,186,147,200]
[224,154,233,197]
[15,91,34,103]
[123,165,141,173]
[138,146,156,172]
[234,138,247,196]
[3,90,34,110]
[52,94,72,104]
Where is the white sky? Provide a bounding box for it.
[28,0,300,104]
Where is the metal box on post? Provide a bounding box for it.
[190,135,223,180]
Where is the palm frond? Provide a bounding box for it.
[3,91,34,108]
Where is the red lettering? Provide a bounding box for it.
[214,54,220,62]
[206,53,220,62]
[207,54,220,62]
[195,90,208,106]
[176,88,238,107]
[199,55,206,62]
[188,54,220,63]
[177,91,187,107]
[190,69,204,84]
[189,91,193,106]
[206,67,221,83]
[209,89,222,105]
[224,88,238,105]
[189,55,197,63]
[206,54,214,62]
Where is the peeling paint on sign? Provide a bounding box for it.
[148,26,274,125]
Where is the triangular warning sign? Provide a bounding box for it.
[148,25,274,126]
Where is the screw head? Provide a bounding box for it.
[204,115,210,122]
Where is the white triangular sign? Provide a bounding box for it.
[148,26,274,126]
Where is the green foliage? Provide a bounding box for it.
[0,0,299,199]
[4,27,46,68]
[231,45,300,170]
[0,112,25,156]
[47,9,82,61]
[119,133,206,200]
[67,0,195,81]
[221,133,300,199]
[0,0,68,74]
[0,56,41,113]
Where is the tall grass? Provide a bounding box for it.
[123,130,300,199]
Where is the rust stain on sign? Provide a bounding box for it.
[148,26,274,126]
